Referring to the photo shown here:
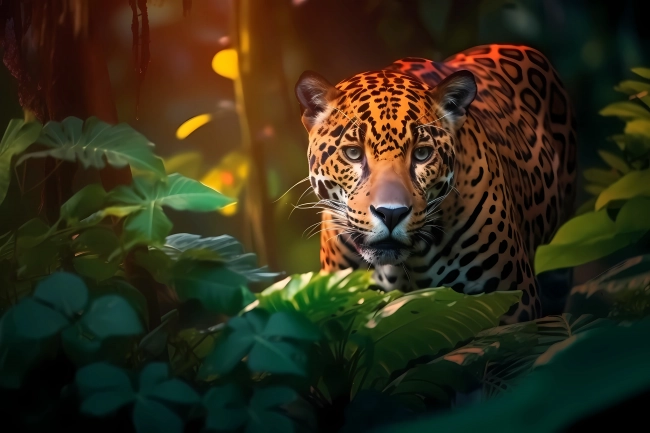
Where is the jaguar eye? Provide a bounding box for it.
[413,146,433,162]
[343,146,364,162]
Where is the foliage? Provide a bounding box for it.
[375,318,650,433]
[535,67,650,274]
[2,114,650,433]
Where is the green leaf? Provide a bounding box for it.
[123,202,173,247]
[15,218,59,277]
[173,261,250,316]
[203,384,248,431]
[625,119,650,138]
[80,391,135,416]
[17,116,166,179]
[575,197,597,215]
[536,197,650,274]
[134,249,174,284]
[199,325,255,378]
[199,310,317,378]
[353,288,521,392]
[599,101,650,120]
[202,385,296,433]
[162,233,279,282]
[147,379,201,405]
[582,168,621,186]
[73,228,121,257]
[12,298,69,339]
[614,80,650,95]
[595,169,650,210]
[76,362,133,396]
[80,295,144,339]
[261,312,321,340]
[257,269,396,323]
[0,119,42,205]
[631,67,650,79]
[109,174,234,212]
[597,150,630,174]
[106,174,234,247]
[88,279,149,328]
[60,184,107,225]
[480,315,609,398]
[248,340,310,375]
[33,272,89,318]
[377,319,650,433]
[73,257,120,282]
[133,398,184,433]
[138,362,169,393]
[535,210,628,273]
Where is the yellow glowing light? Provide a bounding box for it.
[176,114,213,140]
[212,49,239,80]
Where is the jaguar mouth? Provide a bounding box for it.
[349,235,412,266]
[367,239,410,250]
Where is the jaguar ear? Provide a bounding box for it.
[295,71,342,132]
[429,70,477,130]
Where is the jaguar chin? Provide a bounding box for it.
[351,235,413,267]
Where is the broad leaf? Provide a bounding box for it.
[76,362,133,396]
[567,254,650,321]
[534,206,648,274]
[12,298,70,339]
[631,67,650,79]
[597,150,630,174]
[133,398,184,433]
[582,168,620,186]
[80,295,144,339]
[257,269,396,323]
[203,384,296,433]
[15,218,59,277]
[203,384,248,431]
[17,116,166,178]
[0,119,41,205]
[352,287,522,392]
[599,101,650,120]
[162,233,278,282]
[33,272,89,318]
[107,174,234,247]
[60,184,107,225]
[173,261,250,315]
[376,319,650,433]
[480,314,610,398]
[198,309,320,378]
[134,249,174,284]
[625,119,650,138]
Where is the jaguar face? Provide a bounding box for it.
[295,68,477,266]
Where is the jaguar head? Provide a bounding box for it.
[295,68,476,266]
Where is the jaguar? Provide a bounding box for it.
[294,44,577,323]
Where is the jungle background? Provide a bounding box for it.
[2,0,648,281]
[1,1,650,432]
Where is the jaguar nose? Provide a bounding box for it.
[370,205,412,232]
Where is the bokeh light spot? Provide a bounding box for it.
[212,49,239,80]
[176,114,212,140]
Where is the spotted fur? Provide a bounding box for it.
[295,44,576,323]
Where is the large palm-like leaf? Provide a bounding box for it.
[352,288,522,394]
[17,116,165,178]
[481,314,611,398]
